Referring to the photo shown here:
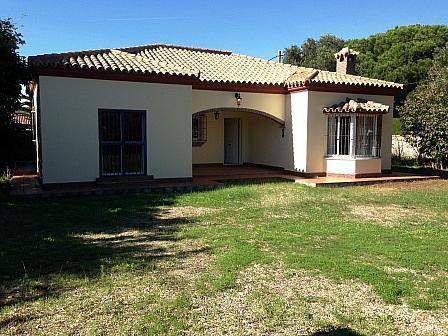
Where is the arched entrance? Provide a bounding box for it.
[192,107,285,127]
[192,107,287,169]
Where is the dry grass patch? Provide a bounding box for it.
[154,206,221,219]
[2,255,210,336]
[1,232,211,335]
[349,204,432,226]
[259,188,312,207]
[369,179,448,192]
[187,264,448,336]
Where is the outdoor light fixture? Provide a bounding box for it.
[214,111,220,120]
[234,92,242,106]
[281,126,285,138]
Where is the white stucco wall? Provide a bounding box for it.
[38,76,192,183]
[326,158,382,175]
[289,91,309,173]
[306,91,394,173]
[33,84,40,174]
[247,114,290,168]
[192,90,286,121]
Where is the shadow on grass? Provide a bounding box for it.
[312,327,364,336]
[220,177,293,187]
[0,191,204,308]
[392,162,448,179]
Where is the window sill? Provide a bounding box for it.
[193,141,207,147]
[325,156,381,160]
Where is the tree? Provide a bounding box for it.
[348,25,448,108]
[0,18,29,166]
[284,25,448,110]
[284,34,345,71]
[399,45,448,169]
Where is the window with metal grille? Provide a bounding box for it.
[192,115,207,144]
[355,115,382,157]
[327,114,382,158]
[99,109,146,176]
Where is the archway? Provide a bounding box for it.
[193,107,285,127]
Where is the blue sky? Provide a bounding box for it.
[3,0,448,59]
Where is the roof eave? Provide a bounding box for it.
[30,66,287,94]
[30,65,403,96]
[287,83,403,96]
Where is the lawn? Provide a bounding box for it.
[1,179,447,335]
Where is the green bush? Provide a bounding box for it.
[392,118,402,135]
[0,167,11,195]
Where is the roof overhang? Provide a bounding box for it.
[31,66,287,94]
[322,98,390,114]
[287,83,402,96]
[30,66,403,97]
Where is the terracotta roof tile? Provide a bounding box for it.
[29,44,403,90]
[285,69,403,89]
[322,98,390,114]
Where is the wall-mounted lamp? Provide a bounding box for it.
[281,126,285,138]
[234,92,242,107]
[214,111,220,120]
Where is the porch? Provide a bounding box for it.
[192,108,288,168]
[9,165,439,198]
[192,165,298,181]
[192,165,438,186]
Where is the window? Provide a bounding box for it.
[327,114,382,158]
[355,115,382,157]
[99,109,146,176]
[192,115,207,144]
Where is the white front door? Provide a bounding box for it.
[224,118,240,164]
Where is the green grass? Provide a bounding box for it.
[0,167,11,195]
[1,180,447,334]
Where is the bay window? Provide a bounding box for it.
[327,114,382,158]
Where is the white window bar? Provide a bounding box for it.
[327,114,382,158]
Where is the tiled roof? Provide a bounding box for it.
[285,69,403,89]
[322,98,390,114]
[29,44,403,90]
[135,45,297,85]
[29,48,198,78]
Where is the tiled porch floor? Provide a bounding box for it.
[295,172,439,187]
[193,165,439,187]
[192,165,298,181]
[9,165,439,198]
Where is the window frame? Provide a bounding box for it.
[192,115,207,145]
[98,109,147,177]
[326,114,382,159]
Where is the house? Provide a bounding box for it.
[28,45,403,185]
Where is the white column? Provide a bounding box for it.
[350,115,355,157]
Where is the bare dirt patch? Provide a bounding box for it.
[187,264,448,336]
